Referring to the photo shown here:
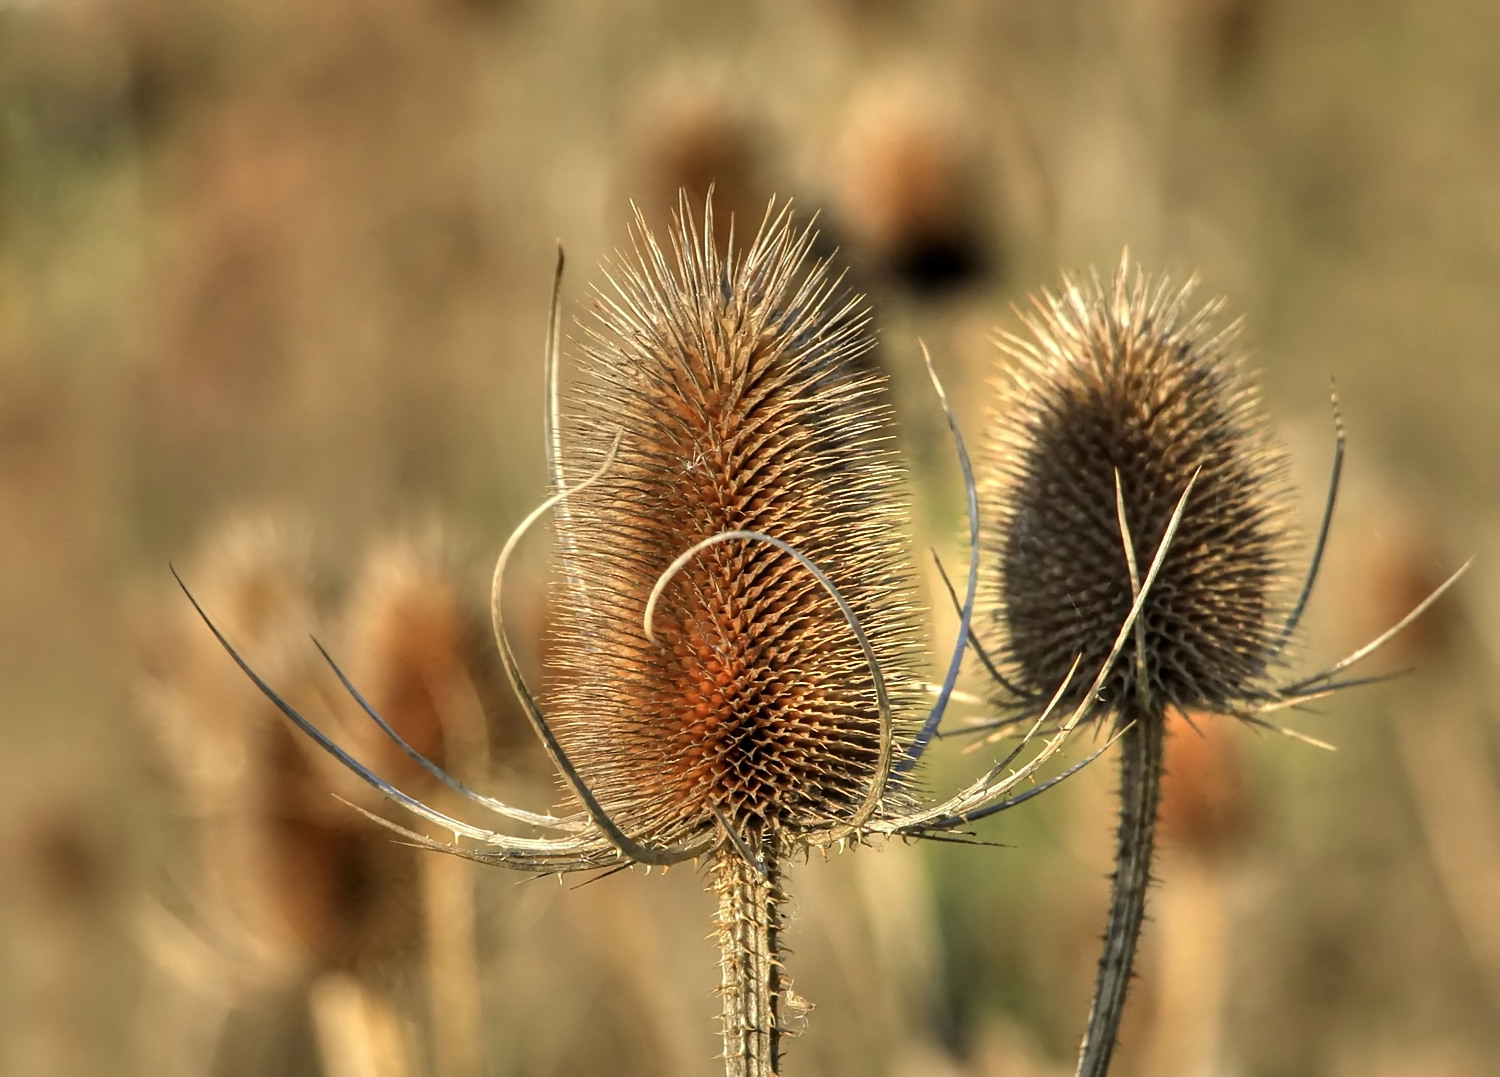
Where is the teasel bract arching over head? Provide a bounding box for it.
[173,196,1176,1077]
[972,258,1468,1077]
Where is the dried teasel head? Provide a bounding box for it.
[973,256,1467,1077]
[982,258,1298,723]
[143,521,525,987]
[976,260,1300,1077]
[547,199,925,852]
[140,520,402,980]
[341,533,517,779]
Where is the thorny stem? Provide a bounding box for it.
[714,842,783,1077]
[1077,711,1164,1077]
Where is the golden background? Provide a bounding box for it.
[1,1,1497,1074]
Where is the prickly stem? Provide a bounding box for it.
[714,843,783,1077]
[1077,712,1163,1077]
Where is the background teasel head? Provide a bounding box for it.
[139,519,518,1074]
[980,258,1298,724]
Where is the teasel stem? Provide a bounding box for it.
[1078,711,1162,1077]
[714,839,783,1077]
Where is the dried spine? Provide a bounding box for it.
[981,262,1296,1077]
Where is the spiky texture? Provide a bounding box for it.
[547,203,923,852]
[980,260,1297,1077]
[984,262,1296,723]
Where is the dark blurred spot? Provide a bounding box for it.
[26,812,113,910]
[120,36,214,141]
[888,225,989,296]
[1203,0,1265,82]
[641,104,766,250]
[836,108,997,299]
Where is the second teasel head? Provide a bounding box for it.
[980,259,1298,723]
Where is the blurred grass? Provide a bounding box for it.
[3,1,1499,1074]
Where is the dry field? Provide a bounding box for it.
[2,2,1499,1074]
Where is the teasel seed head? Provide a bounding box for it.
[983,257,1298,724]
[980,258,1308,1077]
[546,198,924,852]
[978,261,1465,1077]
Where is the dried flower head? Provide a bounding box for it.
[342,534,511,779]
[548,201,924,849]
[971,258,1467,1077]
[141,521,420,985]
[177,200,1171,1077]
[985,262,1295,722]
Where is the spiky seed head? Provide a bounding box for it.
[982,259,1297,722]
[547,200,923,850]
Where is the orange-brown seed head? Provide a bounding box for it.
[547,201,923,849]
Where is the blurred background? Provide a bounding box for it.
[2,1,1498,1074]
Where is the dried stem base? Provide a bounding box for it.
[713,843,783,1077]
[1077,713,1164,1077]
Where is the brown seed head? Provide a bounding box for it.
[547,201,923,849]
[982,259,1297,722]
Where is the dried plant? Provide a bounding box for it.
[175,201,1184,1076]
[140,521,515,1076]
[967,259,1468,1076]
